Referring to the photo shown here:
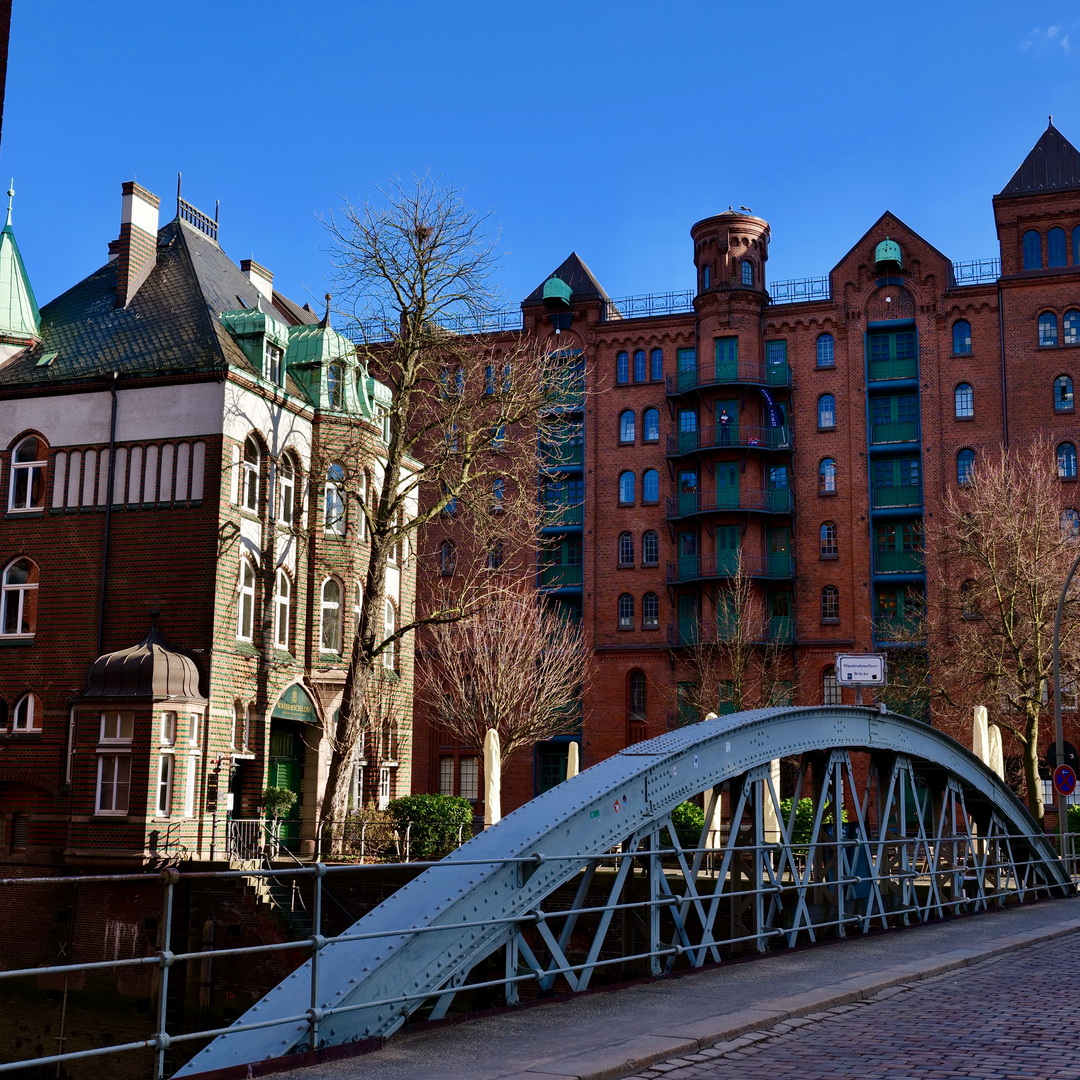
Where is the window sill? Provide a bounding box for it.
[642,499,659,506]
[955,415,974,422]
[641,562,659,569]
[642,624,660,631]
[0,636,35,647]
[821,618,840,625]
[234,641,258,657]
[8,730,41,740]
[817,426,836,433]
[93,812,130,819]
[1056,408,1075,415]
[618,502,635,508]
[1061,476,1078,484]
[617,562,635,570]
[617,440,634,447]
[818,490,838,497]
[816,363,836,370]
[820,554,839,561]
[617,625,634,632]
[643,438,660,445]
[5,508,44,518]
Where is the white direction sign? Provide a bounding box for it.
[836,653,887,687]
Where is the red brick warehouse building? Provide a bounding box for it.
[416,120,1080,814]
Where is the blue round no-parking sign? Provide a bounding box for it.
[1053,763,1077,797]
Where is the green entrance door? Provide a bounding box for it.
[677,409,698,454]
[677,470,698,516]
[268,721,305,851]
[768,527,790,577]
[677,594,698,645]
[717,461,739,509]
[677,530,699,582]
[717,525,740,576]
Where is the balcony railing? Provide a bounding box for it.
[769,276,831,304]
[950,258,1000,287]
[602,291,695,321]
[542,503,584,528]
[666,488,793,518]
[542,377,585,411]
[870,420,918,445]
[667,425,791,456]
[868,357,918,381]
[666,552,794,584]
[768,616,794,643]
[667,360,791,395]
[875,615,924,642]
[874,549,925,574]
[539,564,584,588]
[872,484,922,509]
[667,622,700,647]
[540,440,584,468]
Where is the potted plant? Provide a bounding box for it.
[261,787,297,856]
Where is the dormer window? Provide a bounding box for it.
[328,363,346,409]
[266,342,285,386]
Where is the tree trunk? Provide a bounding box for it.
[1023,707,1044,826]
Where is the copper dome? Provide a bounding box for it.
[83,627,205,700]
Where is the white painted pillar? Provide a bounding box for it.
[988,725,1005,780]
[483,728,501,828]
[566,741,580,779]
[762,759,782,843]
[973,705,990,765]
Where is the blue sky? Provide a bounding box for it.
[6,2,1080,313]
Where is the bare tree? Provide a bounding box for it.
[318,175,569,823]
[923,436,1080,822]
[416,586,593,770]
[677,553,789,722]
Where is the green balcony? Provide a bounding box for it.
[768,616,793,642]
[868,357,917,382]
[871,421,918,445]
[768,552,792,577]
[767,363,791,387]
[542,503,584,527]
[539,564,583,588]
[875,615,923,642]
[874,549,924,574]
[873,484,921,509]
[543,377,585,410]
[540,440,584,468]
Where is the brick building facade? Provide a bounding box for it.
[0,179,415,868]
[414,120,1080,815]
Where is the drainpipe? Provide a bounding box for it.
[96,373,119,658]
[998,283,1009,447]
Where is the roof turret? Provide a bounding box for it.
[83,624,205,701]
[0,183,40,349]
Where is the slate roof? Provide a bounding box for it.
[523,252,612,305]
[272,289,320,326]
[999,121,1080,197]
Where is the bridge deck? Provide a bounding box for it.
[269,897,1080,1080]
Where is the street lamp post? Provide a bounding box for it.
[1051,549,1080,857]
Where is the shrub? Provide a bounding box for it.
[1067,804,1080,834]
[331,809,396,861]
[386,793,474,859]
[779,796,846,845]
[261,786,297,821]
[662,800,706,850]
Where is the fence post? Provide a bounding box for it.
[155,867,180,1080]
[308,862,326,1053]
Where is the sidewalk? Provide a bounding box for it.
[276,897,1080,1080]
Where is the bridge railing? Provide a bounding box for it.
[1,825,1076,1078]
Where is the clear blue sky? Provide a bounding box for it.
[6,1,1080,313]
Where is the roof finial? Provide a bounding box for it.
[5,180,13,228]
[322,292,332,328]
[1050,114,1055,128]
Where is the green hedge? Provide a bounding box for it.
[661,800,706,850]
[386,793,474,858]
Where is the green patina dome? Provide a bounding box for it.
[542,275,572,311]
[874,237,902,268]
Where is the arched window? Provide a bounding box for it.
[642,592,659,629]
[1062,509,1080,540]
[618,531,634,566]
[960,579,980,619]
[492,476,505,511]
[486,539,504,570]
[821,585,840,621]
[1049,227,1067,267]
[823,665,841,706]
[820,521,838,557]
[321,578,342,653]
[9,436,46,511]
[439,539,456,576]
[1056,375,1074,412]
[633,349,646,382]
[242,436,260,512]
[619,471,635,504]
[650,348,663,381]
[642,468,659,503]
[955,383,974,418]
[816,333,835,368]
[324,462,346,534]
[616,351,629,384]
[643,407,660,442]
[1,558,37,637]
[619,410,636,442]
[276,452,295,525]
[642,530,659,566]
[237,559,255,641]
[819,458,837,494]
[13,693,42,732]
[618,593,634,629]
[957,448,975,485]
[952,320,972,355]
[1065,310,1080,345]
[629,670,646,720]
[1058,442,1078,480]
[702,264,711,291]
[384,601,397,670]
[274,570,291,650]
[1040,311,1058,346]
[741,259,754,287]
[817,394,836,429]
[327,362,346,409]
[1023,230,1042,270]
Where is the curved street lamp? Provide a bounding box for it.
[1051,548,1080,857]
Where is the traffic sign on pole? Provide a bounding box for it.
[1053,763,1077,798]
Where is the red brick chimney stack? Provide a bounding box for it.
[115,181,160,308]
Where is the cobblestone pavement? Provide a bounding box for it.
[623,934,1080,1080]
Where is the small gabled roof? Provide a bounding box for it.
[829,210,951,277]
[523,252,611,305]
[999,120,1080,197]
[0,186,39,343]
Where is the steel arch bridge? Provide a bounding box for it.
[179,706,1073,1076]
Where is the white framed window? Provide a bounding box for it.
[321,578,343,653]
[183,756,197,817]
[160,711,176,746]
[97,754,132,815]
[1,557,38,637]
[439,756,454,795]
[459,756,479,801]
[324,463,346,534]
[274,570,291,650]
[378,765,392,810]
[100,712,134,743]
[156,754,174,817]
[187,713,201,748]
[242,436,260,513]
[12,693,42,732]
[9,436,46,511]
[266,342,285,386]
[276,454,295,525]
[237,559,255,640]
[328,362,346,409]
[354,581,363,632]
[383,600,396,671]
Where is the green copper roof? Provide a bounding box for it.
[220,296,290,349]
[0,185,40,342]
[285,320,356,368]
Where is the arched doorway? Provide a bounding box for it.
[267,685,320,853]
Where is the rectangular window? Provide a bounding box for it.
[459,756,479,801]
[765,340,787,365]
[160,711,176,746]
[97,754,131,814]
[157,755,174,817]
[439,756,454,796]
[265,343,285,385]
[188,714,201,748]
[100,712,134,744]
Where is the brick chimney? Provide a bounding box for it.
[241,258,274,303]
[115,181,160,308]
